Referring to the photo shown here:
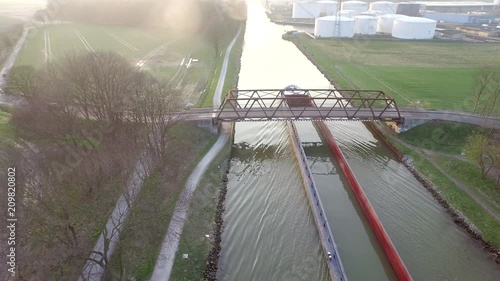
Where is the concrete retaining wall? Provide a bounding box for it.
[287,121,348,281]
[316,121,413,281]
[364,122,403,160]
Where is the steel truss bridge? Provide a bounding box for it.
[179,89,500,129]
[214,89,402,122]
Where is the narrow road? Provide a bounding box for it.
[150,26,241,281]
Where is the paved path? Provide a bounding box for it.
[149,26,241,281]
[149,133,228,281]
[79,154,150,281]
[213,26,242,108]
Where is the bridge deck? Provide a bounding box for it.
[217,107,401,122]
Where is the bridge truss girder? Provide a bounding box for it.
[216,89,403,122]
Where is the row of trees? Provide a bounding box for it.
[7,51,182,168]
[5,51,184,280]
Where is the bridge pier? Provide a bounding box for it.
[192,119,219,135]
[399,118,429,133]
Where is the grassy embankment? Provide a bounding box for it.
[382,121,500,248]
[198,24,245,108]
[289,36,500,113]
[400,144,500,248]
[105,124,218,281]
[289,36,500,247]
[169,140,231,281]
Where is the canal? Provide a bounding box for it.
[218,0,500,280]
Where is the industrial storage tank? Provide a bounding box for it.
[318,1,339,17]
[293,1,322,18]
[354,15,378,35]
[396,2,422,17]
[360,10,383,17]
[377,14,408,33]
[315,16,356,38]
[392,17,437,39]
[340,1,369,16]
[369,1,398,15]
[338,10,356,18]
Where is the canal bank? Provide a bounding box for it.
[368,121,500,263]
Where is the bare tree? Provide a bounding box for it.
[5,65,37,101]
[60,52,141,125]
[129,75,183,169]
[464,133,496,178]
[472,69,500,116]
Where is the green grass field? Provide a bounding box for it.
[13,23,241,106]
[291,37,500,111]
[15,23,182,67]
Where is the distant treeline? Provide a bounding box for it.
[44,0,247,32]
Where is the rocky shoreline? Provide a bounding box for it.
[203,158,231,280]
[287,36,500,265]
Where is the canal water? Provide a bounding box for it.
[219,0,500,280]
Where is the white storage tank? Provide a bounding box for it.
[340,1,369,16]
[315,16,356,38]
[318,1,339,17]
[392,17,437,39]
[369,1,398,15]
[377,14,407,33]
[293,1,322,19]
[338,10,356,18]
[354,15,378,35]
[360,10,383,17]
